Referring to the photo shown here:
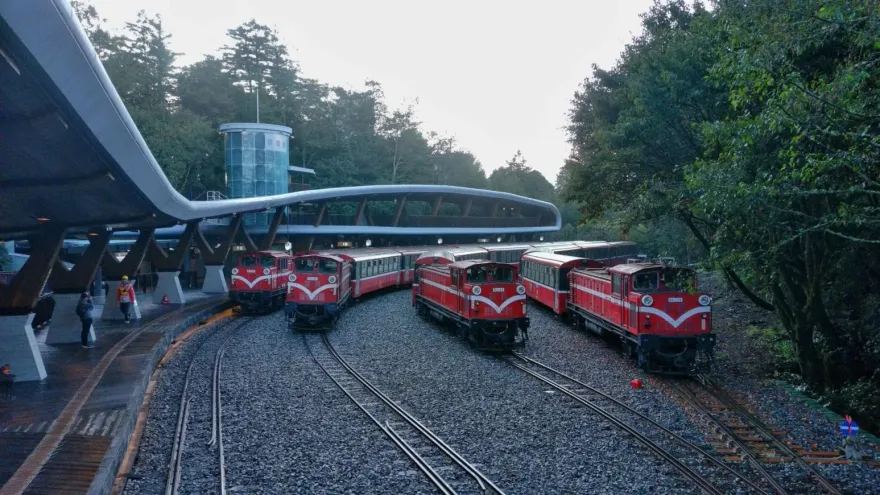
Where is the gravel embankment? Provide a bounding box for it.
[330,290,700,494]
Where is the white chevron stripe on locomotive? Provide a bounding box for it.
[232,271,292,289]
[571,283,710,329]
[470,294,526,314]
[288,283,338,300]
[420,279,525,314]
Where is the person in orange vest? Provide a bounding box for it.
[118,275,136,323]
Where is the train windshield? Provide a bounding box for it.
[241,255,258,267]
[260,257,275,268]
[319,260,338,274]
[632,271,660,292]
[295,258,316,273]
[466,265,515,283]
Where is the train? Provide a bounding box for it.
[232,240,714,373]
[228,250,292,313]
[413,257,529,351]
[518,250,715,373]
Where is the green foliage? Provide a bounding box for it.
[73,4,493,199]
[562,0,880,423]
[489,151,556,203]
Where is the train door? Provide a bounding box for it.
[452,268,465,315]
[620,275,630,328]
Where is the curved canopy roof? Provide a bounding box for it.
[0,1,561,239]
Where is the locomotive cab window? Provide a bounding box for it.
[633,271,660,292]
[241,255,258,267]
[466,266,487,283]
[612,274,622,295]
[487,265,514,282]
[319,260,337,274]
[295,258,316,273]
[261,257,275,268]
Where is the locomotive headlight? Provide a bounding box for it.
[288,274,297,282]
[698,295,712,306]
[641,295,654,306]
[231,268,239,275]
[516,285,526,295]
[263,268,271,275]
[472,286,482,296]
[328,275,337,284]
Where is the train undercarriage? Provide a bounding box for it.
[567,304,714,375]
[415,296,528,351]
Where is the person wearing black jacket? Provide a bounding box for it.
[75,292,94,348]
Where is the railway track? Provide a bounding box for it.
[166,316,254,495]
[505,352,774,495]
[304,332,506,495]
[667,374,842,495]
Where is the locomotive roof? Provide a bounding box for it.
[244,250,289,258]
[610,263,689,275]
[292,253,347,263]
[522,251,590,267]
[448,260,510,269]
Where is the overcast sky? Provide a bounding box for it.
[87,0,654,185]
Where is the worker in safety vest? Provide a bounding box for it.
[117,275,136,323]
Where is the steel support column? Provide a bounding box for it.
[0,226,67,315]
[314,203,326,228]
[196,216,242,294]
[45,231,110,344]
[261,208,286,250]
[392,197,407,227]
[462,199,473,217]
[431,196,443,216]
[0,225,66,382]
[100,229,153,321]
[147,223,197,305]
[354,198,368,226]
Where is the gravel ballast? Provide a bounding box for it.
[330,291,700,494]
[123,284,879,494]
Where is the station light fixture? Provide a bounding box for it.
[365,239,373,247]
[284,241,292,251]
[539,236,544,242]
[497,236,502,243]
[36,217,50,223]
[88,232,99,237]
[437,238,443,245]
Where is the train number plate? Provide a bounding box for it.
[493,288,505,293]
[307,277,318,281]
[668,297,683,303]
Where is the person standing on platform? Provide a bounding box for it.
[76,292,94,348]
[117,275,136,323]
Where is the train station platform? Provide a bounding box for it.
[0,293,230,495]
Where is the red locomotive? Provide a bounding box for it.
[567,263,715,374]
[230,250,293,313]
[520,251,601,315]
[285,253,352,330]
[414,260,529,350]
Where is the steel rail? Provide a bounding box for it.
[668,380,788,495]
[508,352,769,494]
[320,333,506,494]
[303,335,455,495]
[696,374,842,495]
[165,316,251,495]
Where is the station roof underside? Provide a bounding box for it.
[0,1,560,240]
